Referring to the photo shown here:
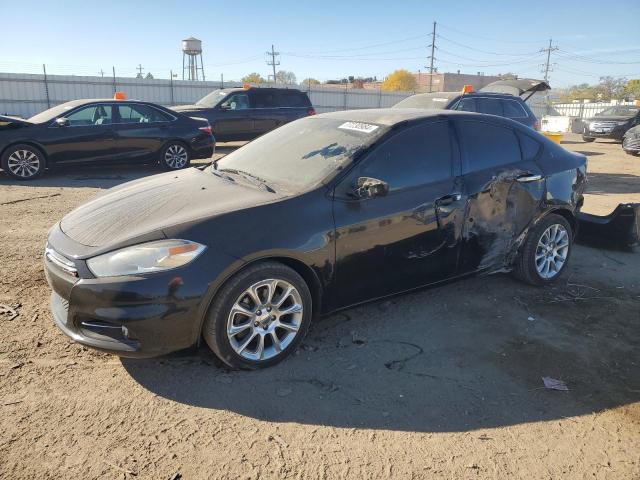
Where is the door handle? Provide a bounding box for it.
[516,174,543,183]
[436,193,462,206]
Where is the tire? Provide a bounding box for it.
[159,142,190,170]
[203,261,313,369]
[582,136,596,143]
[513,214,573,286]
[1,144,45,180]
[624,149,640,157]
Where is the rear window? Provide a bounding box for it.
[503,100,529,119]
[251,90,278,108]
[277,91,311,108]
[477,98,504,116]
[458,119,521,173]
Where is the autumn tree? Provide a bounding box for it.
[276,70,297,85]
[381,69,417,92]
[598,76,627,101]
[623,79,640,99]
[301,78,320,86]
[242,73,266,84]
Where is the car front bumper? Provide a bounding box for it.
[583,124,628,140]
[44,225,236,357]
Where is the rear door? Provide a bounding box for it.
[250,89,282,136]
[454,118,545,273]
[332,120,464,307]
[46,103,115,164]
[113,103,174,162]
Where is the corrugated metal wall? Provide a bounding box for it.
[0,72,413,118]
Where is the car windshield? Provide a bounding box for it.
[195,90,229,108]
[393,93,457,109]
[596,105,639,117]
[214,117,389,190]
[28,101,83,123]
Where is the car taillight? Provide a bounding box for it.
[533,119,541,131]
[307,107,316,116]
[199,125,212,135]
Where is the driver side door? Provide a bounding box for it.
[214,92,254,139]
[332,120,464,308]
[46,104,116,165]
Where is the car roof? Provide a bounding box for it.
[316,108,487,126]
[220,87,305,94]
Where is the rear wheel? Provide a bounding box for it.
[582,136,596,143]
[159,142,190,170]
[1,144,45,180]
[513,214,573,286]
[203,262,312,369]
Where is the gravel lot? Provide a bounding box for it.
[0,134,638,479]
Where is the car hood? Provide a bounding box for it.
[0,115,33,130]
[59,168,283,249]
[587,115,635,122]
[171,104,206,112]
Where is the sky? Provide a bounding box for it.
[2,0,639,88]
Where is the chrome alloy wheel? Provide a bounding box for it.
[164,144,188,169]
[7,149,40,178]
[535,224,570,279]
[226,279,303,361]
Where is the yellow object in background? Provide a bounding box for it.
[543,132,563,144]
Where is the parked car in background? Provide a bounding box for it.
[582,104,640,142]
[171,86,315,142]
[0,97,214,180]
[392,79,550,130]
[45,108,586,369]
[622,125,640,155]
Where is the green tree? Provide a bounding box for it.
[301,78,320,86]
[623,79,640,100]
[381,69,417,92]
[597,76,627,101]
[242,73,266,84]
[276,70,297,85]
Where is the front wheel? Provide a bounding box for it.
[582,136,596,143]
[203,262,312,369]
[159,142,190,170]
[513,214,573,286]
[1,144,45,180]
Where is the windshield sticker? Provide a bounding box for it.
[338,121,379,134]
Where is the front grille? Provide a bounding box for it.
[590,121,618,129]
[45,244,78,277]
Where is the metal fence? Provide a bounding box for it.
[552,101,635,119]
[0,72,412,118]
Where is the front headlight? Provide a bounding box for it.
[617,120,630,126]
[87,239,206,277]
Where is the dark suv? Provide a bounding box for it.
[582,104,640,142]
[172,87,315,142]
[393,79,550,130]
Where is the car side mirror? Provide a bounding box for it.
[220,103,231,111]
[355,177,389,198]
[55,117,69,127]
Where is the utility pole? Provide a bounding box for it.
[266,44,280,85]
[137,64,144,78]
[99,69,105,77]
[540,39,558,82]
[427,21,437,93]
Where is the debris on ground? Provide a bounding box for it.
[542,377,569,391]
[0,304,19,321]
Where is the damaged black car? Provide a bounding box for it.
[44,109,587,369]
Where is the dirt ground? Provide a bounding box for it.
[0,133,638,479]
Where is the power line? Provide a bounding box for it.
[427,21,436,92]
[436,34,541,56]
[437,22,547,44]
[266,44,280,84]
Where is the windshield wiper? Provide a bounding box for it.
[219,168,276,193]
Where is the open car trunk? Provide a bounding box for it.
[479,79,551,101]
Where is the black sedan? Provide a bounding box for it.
[44,109,587,369]
[582,104,640,142]
[1,98,214,180]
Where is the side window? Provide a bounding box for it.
[503,100,529,119]
[517,131,542,161]
[118,104,172,123]
[277,91,310,108]
[355,121,453,193]
[477,98,504,116]
[251,91,277,108]
[221,93,251,110]
[455,97,477,112]
[458,120,521,173]
[65,105,112,126]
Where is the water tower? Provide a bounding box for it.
[182,37,205,81]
